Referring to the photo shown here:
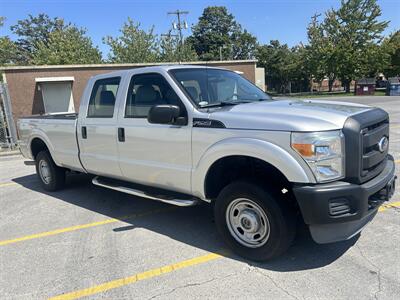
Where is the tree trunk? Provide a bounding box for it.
[344,81,351,93]
[328,79,334,92]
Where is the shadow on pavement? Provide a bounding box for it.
[13,172,358,272]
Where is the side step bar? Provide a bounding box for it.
[92,176,199,207]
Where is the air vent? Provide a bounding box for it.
[329,198,351,216]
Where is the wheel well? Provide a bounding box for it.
[205,156,295,203]
[30,138,49,159]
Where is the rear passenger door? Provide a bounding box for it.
[78,76,123,178]
[117,72,192,193]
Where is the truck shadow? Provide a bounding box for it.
[12,173,358,272]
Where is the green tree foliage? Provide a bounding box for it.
[187,6,257,60]
[382,31,400,77]
[104,18,159,63]
[159,31,198,62]
[322,0,389,92]
[0,17,19,65]
[32,26,102,65]
[306,14,338,91]
[256,40,308,93]
[10,14,66,64]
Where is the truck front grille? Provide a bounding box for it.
[360,119,388,181]
[342,108,389,184]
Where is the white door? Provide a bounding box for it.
[40,82,75,113]
[117,73,192,193]
[78,76,122,178]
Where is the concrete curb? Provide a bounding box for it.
[0,150,21,157]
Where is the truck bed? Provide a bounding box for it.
[17,114,83,172]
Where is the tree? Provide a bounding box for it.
[256,40,303,93]
[32,26,102,65]
[306,14,338,92]
[104,18,159,63]
[10,14,66,64]
[187,6,257,60]
[323,0,389,92]
[231,29,258,60]
[0,17,19,65]
[382,30,400,77]
[159,31,198,62]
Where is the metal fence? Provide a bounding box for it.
[0,83,18,149]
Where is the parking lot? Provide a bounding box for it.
[0,96,399,299]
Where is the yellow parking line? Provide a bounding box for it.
[0,182,17,187]
[378,201,400,212]
[395,159,400,164]
[0,208,171,247]
[49,252,222,300]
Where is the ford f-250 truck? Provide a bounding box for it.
[18,65,396,261]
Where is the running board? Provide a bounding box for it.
[92,176,199,207]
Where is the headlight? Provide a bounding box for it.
[291,130,345,182]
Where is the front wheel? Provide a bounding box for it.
[214,181,296,261]
[35,150,65,191]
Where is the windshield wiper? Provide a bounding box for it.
[199,100,251,108]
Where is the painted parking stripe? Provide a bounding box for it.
[49,252,222,300]
[0,208,172,246]
[0,182,18,187]
[378,201,400,212]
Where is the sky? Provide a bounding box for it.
[1,0,399,59]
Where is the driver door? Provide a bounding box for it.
[117,72,192,194]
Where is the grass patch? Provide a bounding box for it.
[272,90,387,98]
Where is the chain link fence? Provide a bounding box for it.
[0,83,18,150]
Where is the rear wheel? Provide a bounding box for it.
[214,181,296,261]
[35,150,65,191]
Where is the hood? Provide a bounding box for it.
[205,99,372,132]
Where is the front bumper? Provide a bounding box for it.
[293,156,396,244]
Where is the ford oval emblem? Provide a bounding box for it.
[378,136,389,153]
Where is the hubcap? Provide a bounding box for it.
[38,159,51,184]
[226,198,270,248]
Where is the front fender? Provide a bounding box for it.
[192,137,315,199]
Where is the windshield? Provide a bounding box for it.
[170,68,271,107]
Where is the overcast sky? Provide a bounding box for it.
[1,0,399,58]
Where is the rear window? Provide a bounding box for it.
[87,77,121,118]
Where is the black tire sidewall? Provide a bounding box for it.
[35,151,64,191]
[214,181,294,261]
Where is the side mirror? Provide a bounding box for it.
[147,105,181,125]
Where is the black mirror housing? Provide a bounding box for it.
[148,105,181,125]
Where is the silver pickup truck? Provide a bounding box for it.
[18,65,396,261]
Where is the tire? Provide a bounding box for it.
[35,150,65,191]
[214,181,296,261]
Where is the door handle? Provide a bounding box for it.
[81,126,87,139]
[118,127,125,142]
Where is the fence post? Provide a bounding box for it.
[0,83,18,148]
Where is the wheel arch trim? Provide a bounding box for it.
[192,137,315,199]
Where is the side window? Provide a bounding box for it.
[87,77,120,118]
[125,73,185,118]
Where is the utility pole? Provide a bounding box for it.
[167,10,189,48]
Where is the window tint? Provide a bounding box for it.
[125,73,185,118]
[87,77,120,118]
